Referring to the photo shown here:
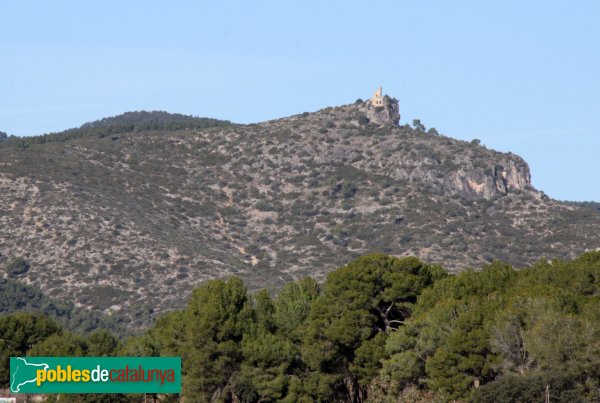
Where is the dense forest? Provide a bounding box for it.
[2,252,600,402]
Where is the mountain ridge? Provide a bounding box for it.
[1,98,599,327]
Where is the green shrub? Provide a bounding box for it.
[470,372,584,403]
[5,257,30,276]
[255,200,272,212]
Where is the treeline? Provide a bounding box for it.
[0,111,233,149]
[0,276,127,336]
[2,252,600,402]
[563,200,600,212]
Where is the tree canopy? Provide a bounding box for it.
[2,252,600,401]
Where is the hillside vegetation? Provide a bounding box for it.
[1,104,600,326]
[0,111,232,148]
[2,252,600,402]
[0,276,128,336]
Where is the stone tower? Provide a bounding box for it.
[370,85,384,106]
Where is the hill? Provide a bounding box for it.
[0,110,232,147]
[1,100,599,327]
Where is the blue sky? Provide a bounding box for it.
[1,1,599,201]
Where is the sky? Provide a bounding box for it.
[1,1,599,201]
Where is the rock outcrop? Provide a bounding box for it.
[443,158,533,199]
[360,95,400,126]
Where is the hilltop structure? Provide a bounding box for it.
[363,85,400,126]
[370,86,384,106]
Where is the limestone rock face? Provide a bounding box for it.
[361,96,400,126]
[442,158,533,199]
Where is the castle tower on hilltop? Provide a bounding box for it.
[364,85,400,126]
[370,85,384,106]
